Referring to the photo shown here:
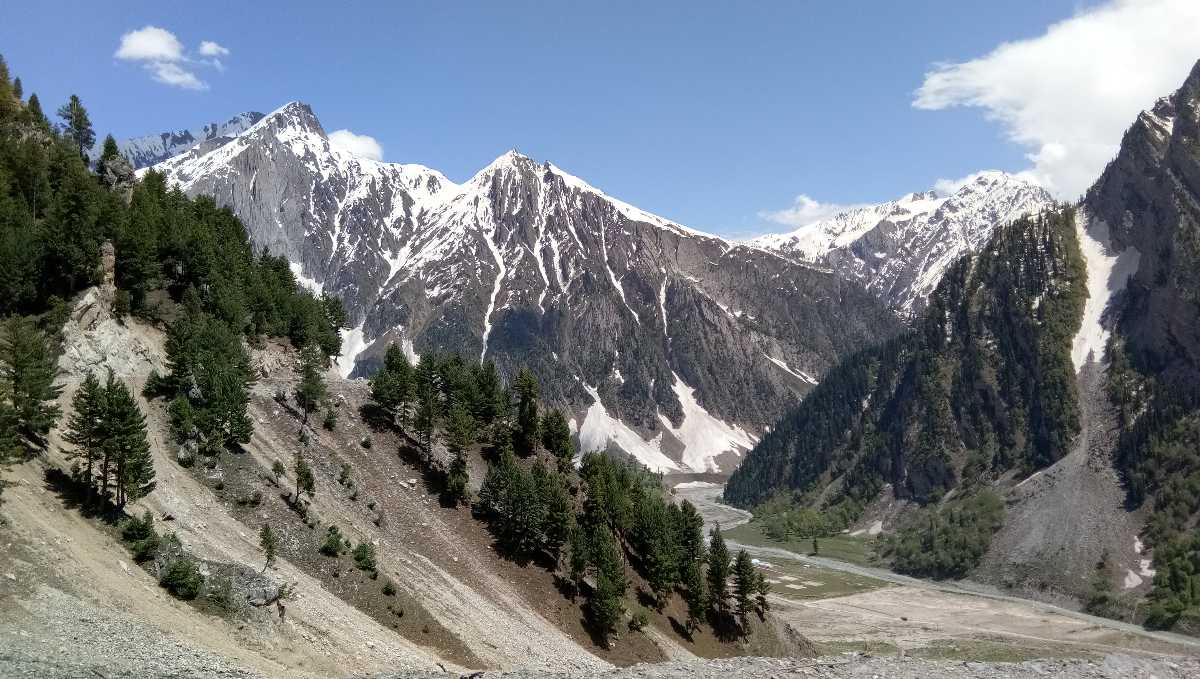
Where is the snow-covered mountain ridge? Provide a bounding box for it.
[750,172,1055,315]
[146,101,900,473]
[97,111,264,169]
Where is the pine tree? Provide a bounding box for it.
[26,94,48,129]
[443,402,474,504]
[0,316,62,445]
[473,360,502,426]
[96,135,120,173]
[513,367,539,455]
[104,375,154,507]
[733,549,757,630]
[11,77,21,101]
[296,343,327,430]
[754,570,770,615]
[65,372,105,496]
[706,524,731,618]
[293,451,315,504]
[56,95,95,159]
[540,408,573,464]
[681,556,708,634]
[259,524,278,572]
[634,495,679,610]
[370,343,413,416]
[587,526,627,647]
[413,353,441,453]
[540,466,575,564]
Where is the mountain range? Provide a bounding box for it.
[749,172,1055,316]
[143,103,901,473]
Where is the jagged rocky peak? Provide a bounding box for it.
[750,170,1054,315]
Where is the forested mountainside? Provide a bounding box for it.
[0,54,343,481]
[725,208,1085,514]
[727,60,1200,633]
[1091,59,1200,630]
[142,102,899,473]
[749,172,1054,316]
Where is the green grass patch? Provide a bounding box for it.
[907,639,1095,663]
[756,555,888,601]
[724,521,877,567]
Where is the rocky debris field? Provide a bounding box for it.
[373,654,1200,679]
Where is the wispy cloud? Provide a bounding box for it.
[115,26,233,90]
[758,194,870,231]
[914,0,1200,198]
[329,129,384,161]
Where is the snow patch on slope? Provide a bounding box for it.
[337,323,367,378]
[577,384,678,472]
[763,353,818,385]
[289,261,324,295]
[658,373,757,472]
[1071,212,1141,372]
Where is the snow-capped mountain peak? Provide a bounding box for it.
[750,171,1054,314]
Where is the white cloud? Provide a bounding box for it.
[329,129,384,161]
[914,0,1200,198]
[759,194,870,229]
[114,26,232,90]
[148,62,207,91]
[198,41,230,58]
[115,26,184,62]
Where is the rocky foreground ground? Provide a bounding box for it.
[372,655,1199,679]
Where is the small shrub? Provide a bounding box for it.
[274,388,288,404]
[271,460,286,478]
[121,511,161,563]
[320,526,344,557]
[382,579,396,596]
[323,409,337,431]
[338,463,352,486]
[349,488,359,502]
[361,437,373,450]
[629,609,649,632]
[353,542,376,572]
[237,489,264,506]
[160,558,205,600]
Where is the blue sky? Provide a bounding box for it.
[3,1,1198,238]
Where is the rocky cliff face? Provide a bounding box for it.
[1085,60,1200,376]
[147,103,899,472]
[750,173,1054,316]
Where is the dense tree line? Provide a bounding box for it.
[879,491,1005,579]
[726,209,1086,535]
